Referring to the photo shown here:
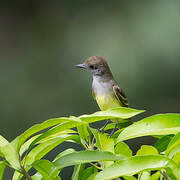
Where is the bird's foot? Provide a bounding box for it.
[107,120,118,136]
[97,119,110,134]
[97,128,104,134]
[107,131,115,137]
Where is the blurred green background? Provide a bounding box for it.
[1,0,180,179]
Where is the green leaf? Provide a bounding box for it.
[79,166,97,180]
[19,130,76,157]
[168,144,180,159]
[31,172,42,180]
[12,171,23,180]
[11,116,82,152]
[115,142,132,157]
[90,129,114,153]
[32,159,59,178]
[24,135,79,167]
[0,135,9,147]
[166,132,180,155]
[63,133,81,145]
[87,172,98,180]
[94,155,180,180]
[90,129,115,167]
[123,176,137,180]
[19,134,41,157]
[53,148,76,162]
[77,124,90,143]
[164,133,180,160]
[53,150,127,169]
[139,171,150,180]
[55,177,61,180]
[28,119,84,151]
[12,135,79,180]
[79,107,145,123]
[0,135,9,157]
[72,164,85,180]
[172,151,180,163]
[149,171,160,180]
[136,145,158,156]
[117,114,180,142]
[0,142,21,170]
[136,146,154,180]
[32,172,61,180]
[154,135,173,153]
[0,161,6,180]
[104,121,132,131]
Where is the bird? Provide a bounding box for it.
[75,56,128,135]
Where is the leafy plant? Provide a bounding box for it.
[0,107,180,180]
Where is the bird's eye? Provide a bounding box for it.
[89,65,97,70]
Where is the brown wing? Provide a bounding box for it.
[113,85,128,107]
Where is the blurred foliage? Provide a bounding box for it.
[0,0,180,179]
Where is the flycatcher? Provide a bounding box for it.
[76,56,128,135]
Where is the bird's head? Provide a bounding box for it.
[75,56,112,77]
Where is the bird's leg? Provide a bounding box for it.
[108,120,118,136]
[98,120,110,133]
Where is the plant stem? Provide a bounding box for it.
[89,162,102,170]
[21,166,32,180]
[161,171,171,180]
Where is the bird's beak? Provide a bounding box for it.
[75,63,87,69]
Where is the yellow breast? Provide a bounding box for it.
[96,94,121,111]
